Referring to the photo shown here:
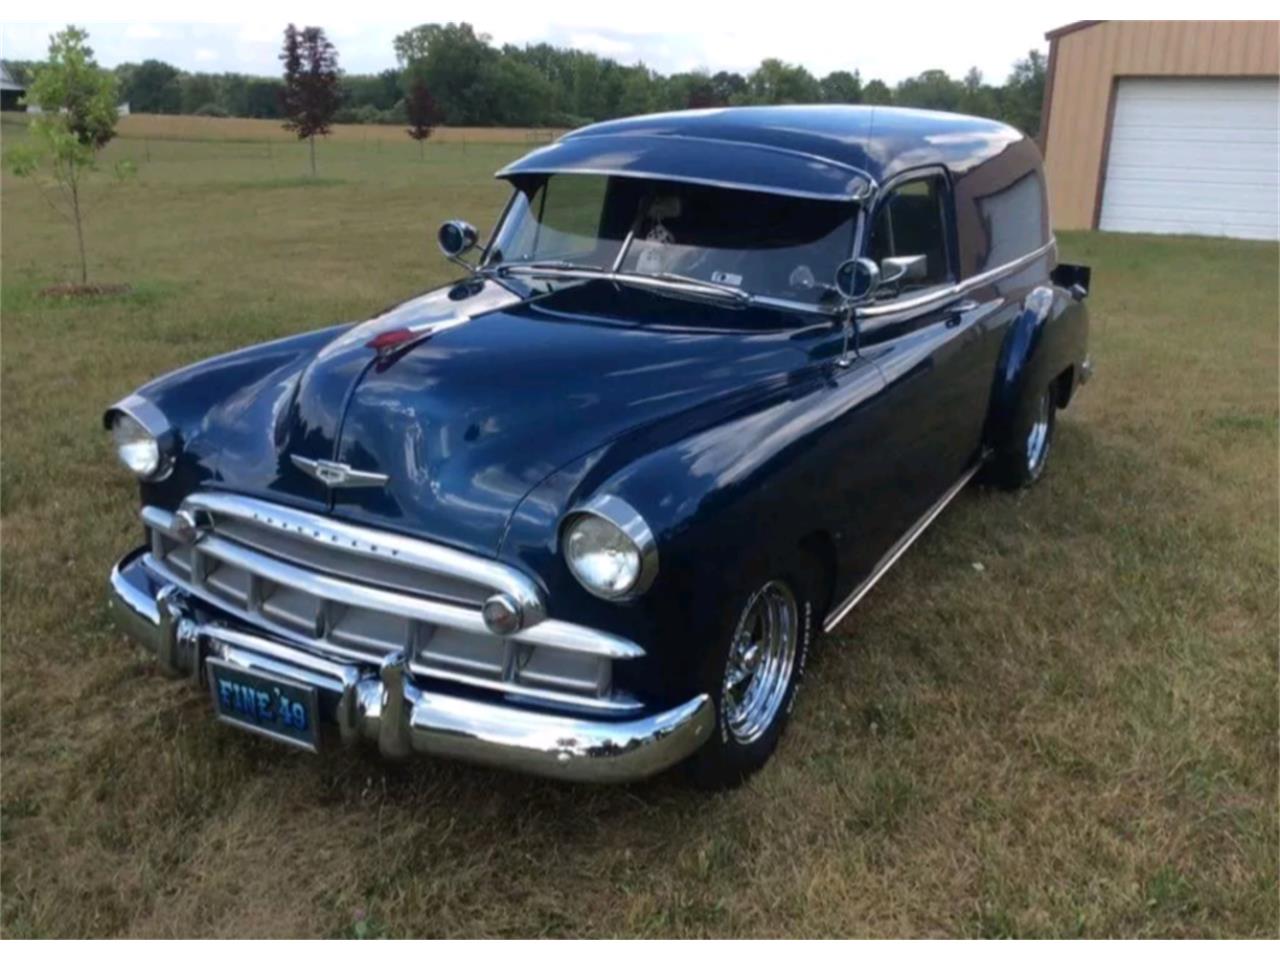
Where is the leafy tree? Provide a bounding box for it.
[280,24,341,175]
[743,59,821,104]
[405,79,441,156]
[895,69,964,112]
[820,70,862,104]
[5,26,127,284]
[245,77,284,118]
[861,79,893,105]
[617,66,656,117]
[394,23,497,125]
[179,73,218,114]
[710,71,747,106]
[1000,50,1047,138]
[124,59,181,113]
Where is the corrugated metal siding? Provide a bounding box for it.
[1042,20,1280,230]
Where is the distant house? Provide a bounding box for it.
[1,62,25,111]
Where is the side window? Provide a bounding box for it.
[977,171,1046,268]
[866,175,951,296]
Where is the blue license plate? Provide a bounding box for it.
[208,661,320,751]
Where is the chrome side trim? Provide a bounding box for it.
[823,459,984,633]
[181,492,546,625]
[856,240,1057,331]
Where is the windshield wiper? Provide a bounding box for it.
[640,271,747,304]
[496,260,606,276]
[493,262,751,307]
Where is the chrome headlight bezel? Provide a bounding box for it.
[105,395,176,482]
[560,495,658,601]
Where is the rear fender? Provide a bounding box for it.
[984,285,1055,449]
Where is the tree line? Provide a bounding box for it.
[3,21,1047,137]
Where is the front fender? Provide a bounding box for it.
[104,323,353,511]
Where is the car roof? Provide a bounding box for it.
[498,105,1028,197]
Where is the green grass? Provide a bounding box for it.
[2,131,1277,937]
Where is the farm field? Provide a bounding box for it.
[1,127,1277,937]
[4,110,564,145]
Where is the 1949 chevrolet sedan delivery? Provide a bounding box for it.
[107,106,1090,787]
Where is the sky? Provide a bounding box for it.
[0,6,1056,85]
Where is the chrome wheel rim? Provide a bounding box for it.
[1025,389,1052,475]
[723,580,798,744]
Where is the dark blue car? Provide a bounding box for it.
[106,106,1091,786]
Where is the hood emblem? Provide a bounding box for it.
[291,455,389,490]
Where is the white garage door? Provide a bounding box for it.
[1099,78,1279,240]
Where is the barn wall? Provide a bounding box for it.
[1042,21,1280,230]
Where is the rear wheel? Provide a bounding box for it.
[687,556,818,789]
[988,381,1057,489]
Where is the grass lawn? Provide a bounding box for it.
[1,127,1277,938]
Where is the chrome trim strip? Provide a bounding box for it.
[823,459,984,633]
[172,529,642,661]
[109,551,710,782]
[181,492,546,624]
[857,240,1056,331]
[562,494,660,600]
[137,552,643,713]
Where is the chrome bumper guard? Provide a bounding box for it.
[110,549,712,782]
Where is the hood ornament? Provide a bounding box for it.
[291,455,389,490]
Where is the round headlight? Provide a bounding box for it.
[562,497,657,600]
[112,414,163,478]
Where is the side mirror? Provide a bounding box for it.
[880,254,928,287]
[437,220,479,259]
[834,257,881,304]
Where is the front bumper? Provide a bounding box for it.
[109,548,713,783]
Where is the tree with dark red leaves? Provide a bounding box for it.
[405,79,441,159]
[279,23,340,176]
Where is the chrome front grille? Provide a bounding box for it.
[141,493,642,712]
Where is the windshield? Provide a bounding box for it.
[488,174,859,309]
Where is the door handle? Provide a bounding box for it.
[944,299,981,328]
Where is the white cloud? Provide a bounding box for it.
[124,22,164,40]
[193,47,219,62]
[566,32,635,59]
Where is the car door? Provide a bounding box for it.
[854,169,994,530]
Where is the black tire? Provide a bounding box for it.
[987,380,1057,490]
[686,553,819,789]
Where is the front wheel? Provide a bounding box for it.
[987,381,1057,489]
[687,557,819,789]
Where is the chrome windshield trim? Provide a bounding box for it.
[181,492,546,624]
[495,264,849,317]
[498,264,750,306]
[856,240,1057,331]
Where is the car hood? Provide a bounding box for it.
[204,278,817,555]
